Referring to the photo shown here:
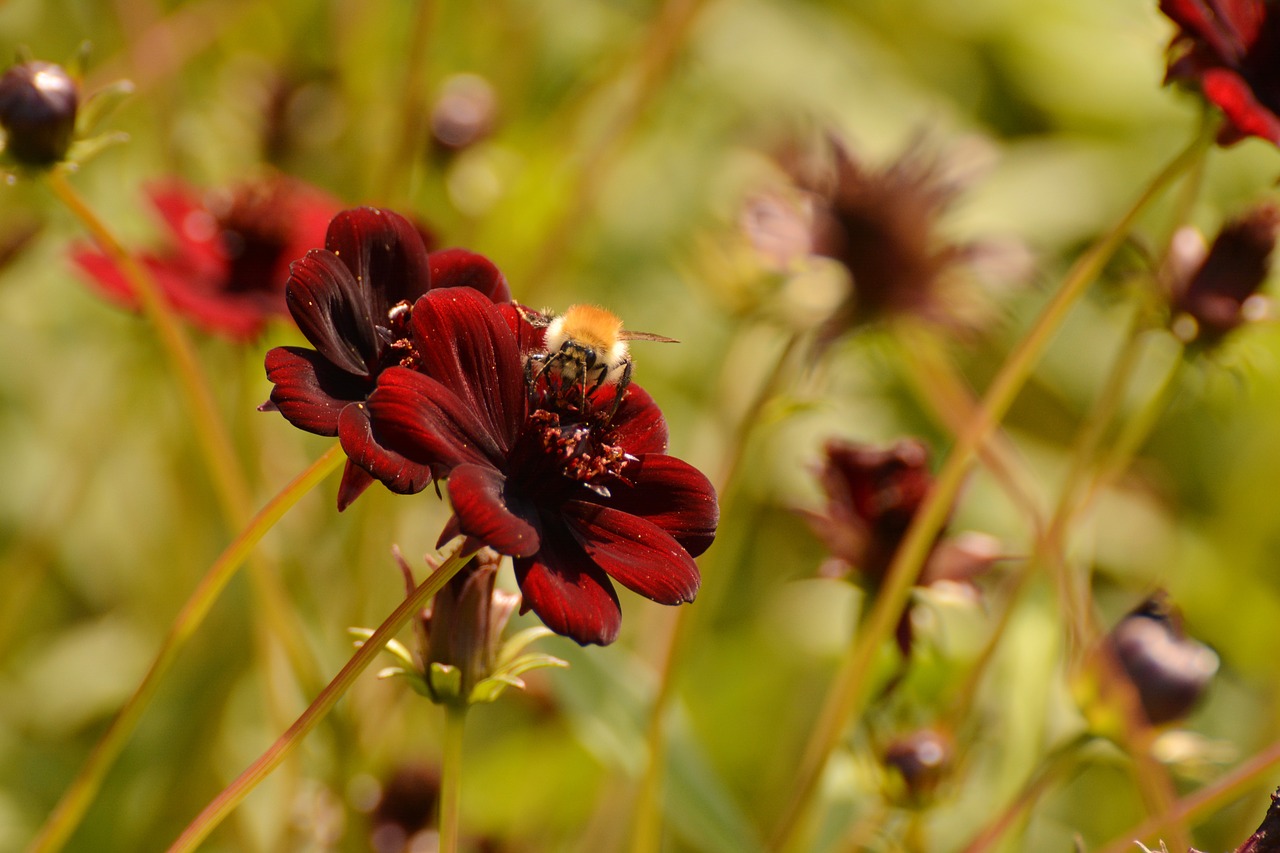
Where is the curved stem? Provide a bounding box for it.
[959,733,1092,853]
[767,124,1216,853]
[628,329,803,853]
[164,544,477,853]
[1095,736,1280,853]
[25,443,344,853]
[439,703,468,853]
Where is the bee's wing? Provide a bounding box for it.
[620,330,679,343]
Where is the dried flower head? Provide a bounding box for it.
[74,177,339,340]
[1160,0,1280,146]
[0,60,78,167]
[776,135,1000,343]
[882,728,953,806]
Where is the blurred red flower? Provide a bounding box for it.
[263,207,509,510]
[367,288,718,646]
[73,176,339,339]
[1160,0,1280,145]
[1168,203,1279,344]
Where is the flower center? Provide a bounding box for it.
[521,407,632,498]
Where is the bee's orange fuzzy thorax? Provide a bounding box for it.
[559,304,623,350]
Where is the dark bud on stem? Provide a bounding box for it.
[0,61,78,167]
[882,728,952,806]
[1106,596,1218,726]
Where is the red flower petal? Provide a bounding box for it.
[366,366,505,472]
[562,500,700,605]
[1202,66,1280,144]
[411,288,525,452]
[428,248,512,303]
[514,539,622,646]
[338,402,433,502]
[336,461,375,511]
[71,248,142,309]
[446,463,541,557]
[287,249,380,376]
[146,182,226,280]
[603,455,719,557]
[607,382,668,455]
[265,346,371,435]
[323,207,434,316]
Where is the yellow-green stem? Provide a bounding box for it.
[25,443,344,853]
[768,124,1216,853]
[1095,736,1280,853]
[164,545,476,853]
[47,168,321,692]
[377,0,435,205]
[440,703,468,853]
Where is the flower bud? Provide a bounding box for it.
[0,61,78,167]
[883,728,952,806]
[1169,205,1279,346]
[1106,596,1218,726]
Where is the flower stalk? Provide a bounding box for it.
[769,121,1217,852]
[440,703,467,853]
[25,442,344,853]
[165,543,478,853]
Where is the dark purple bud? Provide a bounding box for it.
[1107,596,1218,726]
[0,61,78,167]
[883,728,952,805]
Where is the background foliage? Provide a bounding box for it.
[3,0,1279,851]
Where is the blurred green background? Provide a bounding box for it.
[4,0,1280,850]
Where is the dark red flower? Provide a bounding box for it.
[263,207,510,510]
[1160,0,1280,146]
[1168,203,1279,344]
[72,176,339,340]
[804,438,935,584]
[366,288,717,646]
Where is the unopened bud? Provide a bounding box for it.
[1107,597,1218,726]
[0,61,78,167]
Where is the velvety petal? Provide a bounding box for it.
[366,366,504,472]
[323,207,434,316]
[601,454,719,557]
[606,382,668,455]
[446,463,541,557]
[1202,67,1280,144]
[428,248,511,302]
[514,536,622,646]
[338,402,433,501]
[287,249,380,375]
[562,500,700,605]
[265,346,371,435]
[336,460,375,511]
[411,288,525,451]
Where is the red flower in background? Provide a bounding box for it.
[367,288,717,646]
[73,176,339,339]
[263,207,509,510]
[1160,0,1280,145]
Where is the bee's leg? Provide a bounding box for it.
[525,354,544,408]
[606,358,633,423]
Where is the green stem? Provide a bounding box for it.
[377,0,435,205]
[25,443,344,853]
[47,168,322,692]
[628,329,803,853]
[164,544,477,853]
[767,124,1216,853]
[1094,736,1280,853]
[959,733,1092,853]
[439,703,468,853]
